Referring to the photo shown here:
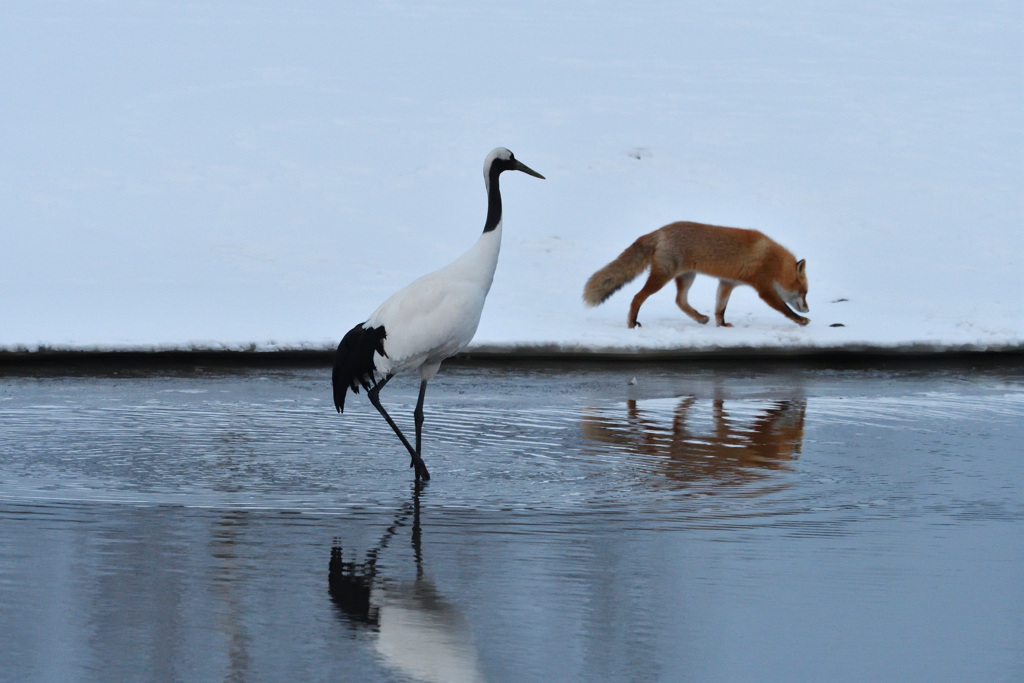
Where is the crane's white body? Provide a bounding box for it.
[367,225,501,381]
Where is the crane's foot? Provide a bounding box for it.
[410,457,431,481]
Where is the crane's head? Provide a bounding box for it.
[484,147,545,183]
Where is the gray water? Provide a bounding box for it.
[1,361,1022,682]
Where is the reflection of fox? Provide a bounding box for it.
[580,398,806,487]
[583,221,809,328]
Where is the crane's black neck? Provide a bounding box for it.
[483,165,503,233]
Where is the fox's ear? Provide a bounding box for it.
[796,259,806,274]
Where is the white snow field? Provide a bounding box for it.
[1,2,1021,355]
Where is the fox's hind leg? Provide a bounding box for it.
[628,268,672,328]
[715,280,737,327]
[674,272,710,324]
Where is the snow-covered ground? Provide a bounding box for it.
[2,2,1021,355]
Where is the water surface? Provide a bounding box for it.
[1,362,1022,681]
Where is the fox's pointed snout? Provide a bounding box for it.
[774,283,809,314]
[793,296,809,314]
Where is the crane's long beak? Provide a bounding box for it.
[512,159,545,180]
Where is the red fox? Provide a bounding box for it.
[583,221,809,328]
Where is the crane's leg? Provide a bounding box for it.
[411,380,430,481]
[414,380,427,458]
[366,377,431,481]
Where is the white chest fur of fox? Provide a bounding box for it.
[583,221,809,328]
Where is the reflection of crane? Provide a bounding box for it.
[211,512,252,680]
[329,483,483,683]
[332,148,545,481]
[581,397,806,487]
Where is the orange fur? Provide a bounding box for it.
[583,221,809,327]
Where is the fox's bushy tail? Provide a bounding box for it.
[583,235,655,306]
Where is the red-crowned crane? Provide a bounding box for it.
[332,148,545,480]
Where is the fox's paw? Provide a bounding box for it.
[696,315,710,325]
[796,316,810,326]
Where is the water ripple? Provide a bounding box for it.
[1,373,1022,532]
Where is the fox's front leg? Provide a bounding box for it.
[715,280,737,327]
[674,272,710,324]
[757,288,810,325]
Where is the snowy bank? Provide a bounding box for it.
[1,2,1021,356]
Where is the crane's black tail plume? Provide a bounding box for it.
[332,323,388,412]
